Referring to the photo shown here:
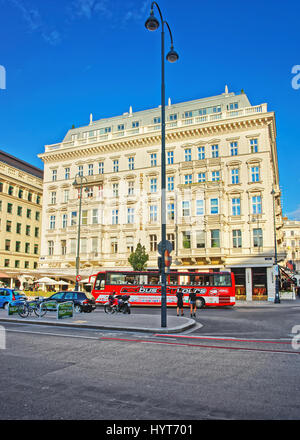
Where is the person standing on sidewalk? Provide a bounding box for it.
[176,289,184,316]
[189,290,197,318]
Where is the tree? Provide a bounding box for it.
[128,243,149,271]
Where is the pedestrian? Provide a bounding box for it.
[189,290,197,318]
[176,289,184,317]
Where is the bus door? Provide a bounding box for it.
[94,273,106,291]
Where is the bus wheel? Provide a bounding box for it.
[196,298,205,309]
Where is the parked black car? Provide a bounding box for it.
[41,291,96,313]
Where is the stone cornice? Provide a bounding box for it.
[38,112,276,164]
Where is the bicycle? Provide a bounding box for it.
[17,299,47,318]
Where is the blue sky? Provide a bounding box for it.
[0,0,299,218]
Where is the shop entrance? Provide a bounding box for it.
[231,268,246,300]
[252,267,267,299]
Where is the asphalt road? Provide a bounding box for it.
[0,303,299,421]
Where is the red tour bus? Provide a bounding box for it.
[90,270,235,308]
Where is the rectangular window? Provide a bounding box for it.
[184,148,192,162]
[150,205,157,222]
[182,231,191,248]
[4,259,10,268]
[35,227,39,237]
[252,196,262,214]
[167,203,175,220]
[65,168,70,180]
[113,160,119,172]
[128,181,134,196]
[17,206,22,216]
[18,189,23,199]
[49,215,56,229]
[184,111,192,118]
[81,210,88,225]
[232,198,241,216]
[169,114,177,121]
[51,191,56,204]
[126,236,134,253]
[210,198,219,214]
[25,243,30,254]
[250,139,258,153]
[128,157,134,170]
[211,229,220,247]
[196,230,205,248]
[92,209,99,224]
[211,145,219,158]
[28,192,32,202]
[167,233,175,251]
[92,237,98,252]
[62,214,68,228]
[27,209,31,219]
[231,169,239,184]
[88,164,94,176]
[78,165,83,176]
[182,201,190,217]
[198,172,206,183]
[52,170,57,181]
[167,151,174,164]
[6,220,11,232]
[196,199,204,216]
[117,124,124,131]
[63,189,69,203]
[230,142,238,156]
[127,208,134,224]
[16,223,21,234]
[15,260,20,268]
[150,178,157,193]
[112,183,119,197]
[26,225,31,236]
[184,174,192,185]
[150,234,157,252]
[15,241,21,252]
[212,171,220,182]
[5,240,10,251]
[70,239,76,254]
[233,230,242,248]
[48,241,54,256]
[132,121,139,128]
[8,185,14,196]
[25,261,29,269]
[251,166,260,182]
[7,203,12,213]
[61,241,66,256]
[35,211,40,221]
[71,211,77,226]
[167,176,174,191]
[112,209,119,225]
[99,162,104,174]
[197,146,205,160]
[111,238,118,254]
[253,228,263,247]
[153,117,161,124]
[150,153,157,167]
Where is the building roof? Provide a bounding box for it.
[0,150,43,179]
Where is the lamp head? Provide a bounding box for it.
[145,10,159,31]
[166,46,179,63]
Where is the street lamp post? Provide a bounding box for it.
[73,173,88,291]
[145,2,179,328]
[271,188,280,304]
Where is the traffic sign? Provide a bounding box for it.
[158,240,173,255]
[76,275,82,282]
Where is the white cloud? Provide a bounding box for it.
[286,205,300,221]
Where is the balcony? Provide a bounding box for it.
[44,104,268,152]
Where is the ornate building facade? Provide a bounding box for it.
[0,150,43,288]
[38,89,285,300]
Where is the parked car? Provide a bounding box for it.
[41,291,96,313]
[0,288,27,310]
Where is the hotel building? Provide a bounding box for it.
[0,150,43,288]
[38,88,285,300]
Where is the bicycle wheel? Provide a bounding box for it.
[104,304,114,314]
[34,303,47,317]
[18,304,29,318]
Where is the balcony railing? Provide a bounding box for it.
[44,104,268,152]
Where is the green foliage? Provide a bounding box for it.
[128,243,149,271]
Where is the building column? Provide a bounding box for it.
[246,268,252,301]
[267,266,275,301]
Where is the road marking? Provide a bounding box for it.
[100,337,299,355]
[154,334,292,345]
[5,328,100,340]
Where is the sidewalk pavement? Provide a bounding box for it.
[0,309,196,334]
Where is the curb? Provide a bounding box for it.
[0,317,196,334]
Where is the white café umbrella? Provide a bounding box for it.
[35,277,57,284]
[57,280,69,286]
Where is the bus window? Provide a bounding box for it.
[95,273,106,290]
[148,274,159,285]
[107,273,126,285]
[213,273,231,286]
[168,273,178,285]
